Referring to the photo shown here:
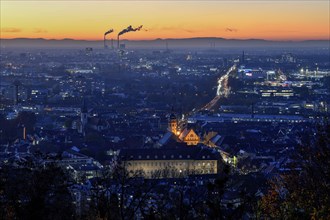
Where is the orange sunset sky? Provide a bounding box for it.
[1,1,329,41]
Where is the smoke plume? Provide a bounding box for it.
[104,29,114,36]
[118,25,143,36]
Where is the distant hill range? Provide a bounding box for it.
[1,37,329,49]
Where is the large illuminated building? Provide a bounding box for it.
[119,147,220,178]
[116,111,218,179]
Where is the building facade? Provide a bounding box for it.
[119,147,220,178]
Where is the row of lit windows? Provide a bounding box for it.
[143,168,215,176]
[261,93,294,97]
[129,160,215,167]
[136,154,191,159]
[233,118,306,123]
[133,154,212,159]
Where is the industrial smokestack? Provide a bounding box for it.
[104,29,114,49]
[117,25,143,49]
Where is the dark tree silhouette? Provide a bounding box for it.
[260,124,330,219]
[0,163,75,220]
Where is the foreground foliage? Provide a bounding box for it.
[261,124,330,219]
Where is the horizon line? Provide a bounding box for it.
[1,37,329,42]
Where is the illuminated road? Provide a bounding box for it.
[201,64,236,111]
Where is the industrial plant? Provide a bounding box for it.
[103,25,143,49]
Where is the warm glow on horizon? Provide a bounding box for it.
[1,1,329,41]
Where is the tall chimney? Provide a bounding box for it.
[23,126,26,140]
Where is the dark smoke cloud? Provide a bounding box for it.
[118,25,143,36]
[144,25,159,32]
[34,28,48,33]
[139,26,153,32]
[104,29,113,36]
[1,27,22,33]
[225,28,238,32]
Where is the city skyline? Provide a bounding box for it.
[1,1,330,219]
[1,0,329,41]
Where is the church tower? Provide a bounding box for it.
[168,108,178,134]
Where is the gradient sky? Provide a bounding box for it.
[1,1,329,41]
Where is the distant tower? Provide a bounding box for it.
[168,108,178,134]
[251,102,255,119]
[17,124,26,140]
[13,80,21,105]
[15,84,19,104]
[80,99,88,134]
[241,51,245,64]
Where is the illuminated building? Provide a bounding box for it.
[178,128,200,145]
[259,89,294,98]
[238,67,264,79]
[120,147,220,178]
[167,110,200,146]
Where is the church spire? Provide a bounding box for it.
[168,107,178,134]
